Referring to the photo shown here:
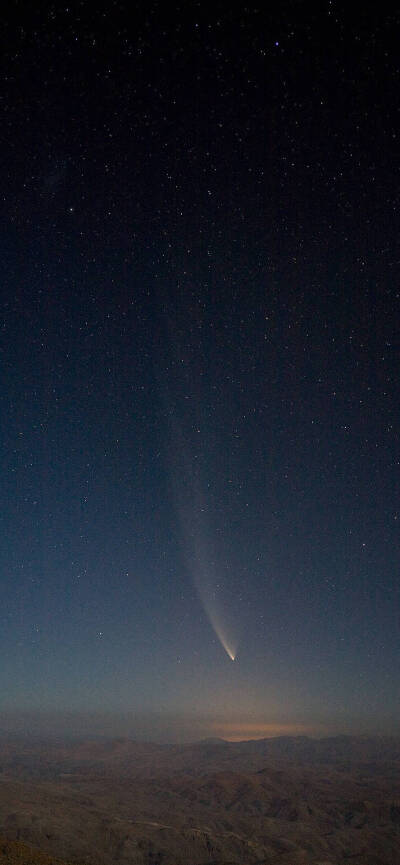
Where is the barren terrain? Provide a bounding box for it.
[0,735,398,864]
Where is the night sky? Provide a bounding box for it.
[1,2,399,741]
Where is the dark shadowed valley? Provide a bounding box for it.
[0,735,399,865]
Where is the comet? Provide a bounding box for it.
[165,412,240,661]
[194,576,238,661]
[207,608,237,661]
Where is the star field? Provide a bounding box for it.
[0,2,399,739]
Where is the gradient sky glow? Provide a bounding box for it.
[0,3,399,741]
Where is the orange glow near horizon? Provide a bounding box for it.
[211,721,318,741]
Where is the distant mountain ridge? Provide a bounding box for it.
[0,732,398,780]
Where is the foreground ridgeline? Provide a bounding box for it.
[0,735,398,865]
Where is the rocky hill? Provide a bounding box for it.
[0,835,82,865]
[0,735,398,864]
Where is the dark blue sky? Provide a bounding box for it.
[0,2,399,740]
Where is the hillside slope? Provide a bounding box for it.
[0,835,83,865]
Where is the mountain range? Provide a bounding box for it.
[0,734,398,864]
